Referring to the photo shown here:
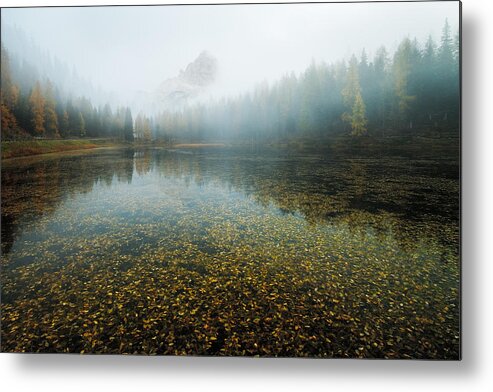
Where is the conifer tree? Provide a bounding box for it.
[439,19,454,67]
[350,93,368,136]
[60,110,69,136]
[77,111,85,137]
[341,55,368,136]
[135,113,144,140]
[393,38,416,129]
[29,81,46,136]
[0,45,20,134]
[124,108,134,141]
[44,80,59,137]
[143,116,152,142]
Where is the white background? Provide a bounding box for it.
[0,0,491,391]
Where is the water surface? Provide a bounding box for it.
[1,147,460,357]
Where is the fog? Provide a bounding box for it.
[2,1,459,110]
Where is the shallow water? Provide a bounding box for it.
[1,147,460,357]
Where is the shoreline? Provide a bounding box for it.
[1,135,459,161]
[1,139,124,160]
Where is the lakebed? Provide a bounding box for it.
[0,146,460,357]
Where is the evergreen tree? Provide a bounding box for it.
[143,116,152,142]
[60,110,69,137]
[77,111,85,137]
[351,93,368,136]
[341,55,368,136]
[419,36,438,125]
[135,113,144,140]
[439,19,454,67]
[0,45,20,134]
[393,38,416,129]
[29,81,46,136]
[437,18,459,125]
[66,99,77,136]
[124,107,134,141]
[373,46,390,131]
[453,30,460,63]
[44,79,59,137]
[101,104,113,136]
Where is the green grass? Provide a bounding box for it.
[1,139,117,160]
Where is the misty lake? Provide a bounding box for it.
[1,146,460,358]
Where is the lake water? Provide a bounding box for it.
[1,146,460,358]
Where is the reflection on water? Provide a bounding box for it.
[1,147,459,358]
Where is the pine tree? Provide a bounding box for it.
[29,81,46,136]
[418,36,438,125]
[77,111,85,137]
[135,113,144,140]
[439,19,454,67]
[61,110,69,136]
[44,80,59,137]
[143,116,152,142]
[124,108,134,141]
[393,38,416,129]
[341,55,368,136]
[373,46,390,131]
[100,104,113,136]
[1,46,19,110]
[437,19,459,125]
[0,45,20,135]
[350,93,368,136]
[453,30,460,63]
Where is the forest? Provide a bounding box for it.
[1,20,459,144]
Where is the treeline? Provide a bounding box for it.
[2,24,106,104]
[1,20,459,143]
[1,45,134,141]
[152,20,459,142]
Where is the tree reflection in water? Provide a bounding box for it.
[1,147,459,358]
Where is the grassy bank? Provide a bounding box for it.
[1,139,119,160]
[2,135,460,160]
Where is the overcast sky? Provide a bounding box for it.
[1,1,460,100]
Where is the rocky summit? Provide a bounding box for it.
[156,51,218,107]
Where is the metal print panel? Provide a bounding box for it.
[0,1,461,358]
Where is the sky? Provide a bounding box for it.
[1,1,460,103]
